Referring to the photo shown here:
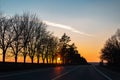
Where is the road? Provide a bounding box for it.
[0,65,111,80]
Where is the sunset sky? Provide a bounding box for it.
[0,0,120,62]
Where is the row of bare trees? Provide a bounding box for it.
[0,13,87,64]
[0,13,59,63]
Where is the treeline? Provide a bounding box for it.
[0,13,87,64]
[100,29,120,66]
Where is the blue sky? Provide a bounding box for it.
[1,0,120,33]
[0,0,120,62]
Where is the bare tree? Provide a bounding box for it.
[41,45,46,63]
[36,23,47,64]
[43,33,59,64]
[21,13,36,63]
[9,15,24,63]
[27,22,37,63]
[28,40,36,63]
[44,33,51,64]
[47,36,58,63]
[0,14,14,62]
[27,16,45,63]
[40,32,50,63]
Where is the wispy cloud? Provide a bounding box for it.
[43,20,93,37]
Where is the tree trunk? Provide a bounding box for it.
[15,53,18,63]
[46,57,48,64]
[52,56,54,64]
[2,52,6,63]
[24,55,26,63]
[46,51,49,64]
[42,53,45,63]
[37,56,40,64]
[15,54,17,63]
[23,47,27,63]
[15,44,18,63]
[31,57,34,63]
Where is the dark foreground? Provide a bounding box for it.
[0,65,114,80]
[0,62,87,72]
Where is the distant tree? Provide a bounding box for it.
[20,13,35,63]
[59,33,71,64]
[66,43,87,64]
[0,14,15,62]
[40,32,49,63]
[50,37,58,63]
[39,32,58,64]
[46,36,58,63]
[44,33,52,64]
[40,45,46,63]
[38,31,50,63]
[66,43,77,63]
[27,17,40,63]
[35,22,47,64]
[9,15,24,63]
[79,56,87,64]
[27,26,36,63]
[100,29,120,65]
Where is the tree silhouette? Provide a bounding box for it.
[66,43,77,63]
[0,14,15,62]
[65,43,87,64]
[21,13,35,63]
[9,15,24,63]
[40,31,50,63]
[0,12,87,64]
[100,29,120,65]
[27,17,42,63]
[35,23,47,64]
[59,33,71,64]
[58,33,87,64]
[48,37,58,63]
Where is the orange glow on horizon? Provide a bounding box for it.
[74,37,104,62]
[0,37,104,63]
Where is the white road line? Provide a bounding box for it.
[51,66,80,80]
[92,65,112,80]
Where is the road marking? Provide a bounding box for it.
[51,66,80,80]
[92,65,112,80]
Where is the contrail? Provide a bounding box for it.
[43,20,93,37]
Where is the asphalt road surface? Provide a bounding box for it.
[0,65,111,80]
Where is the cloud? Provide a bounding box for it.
[43,20,93,37]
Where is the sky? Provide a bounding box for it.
[0,0,120,62]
